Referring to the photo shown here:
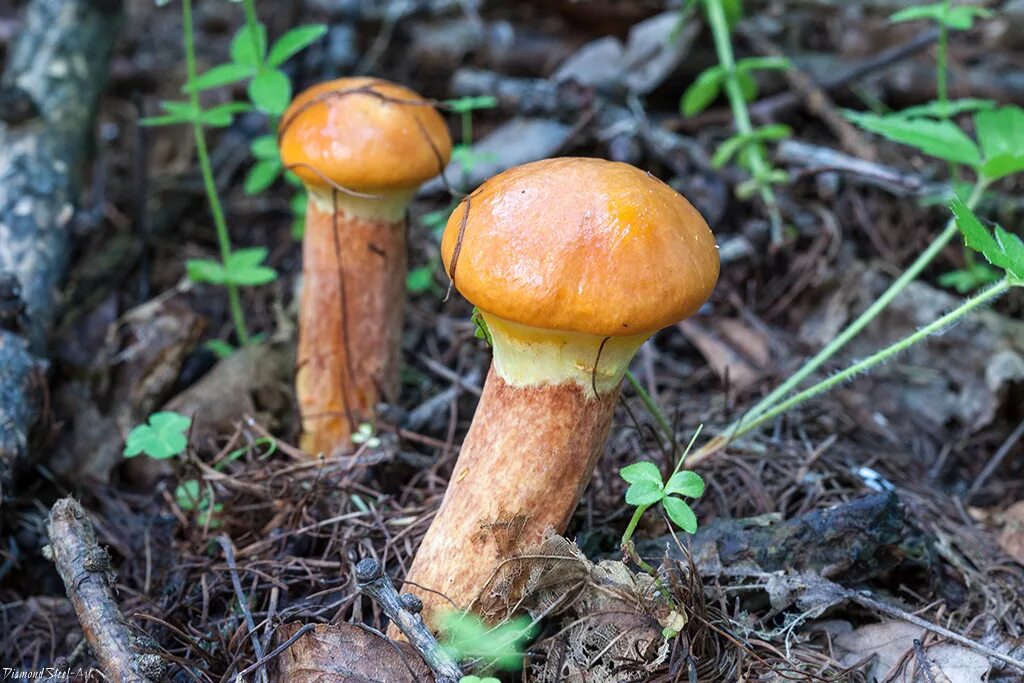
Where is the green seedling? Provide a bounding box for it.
[679,0,790,242]
[123,411,191,460]
[621,427,705,546]
[145,0,326,344]
[440,612,536,672]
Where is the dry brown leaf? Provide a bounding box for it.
[998,501,1024,565]
[271,623,434,683]
[835,620,990,682]
[679,318,771,393]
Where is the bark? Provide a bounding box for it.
[296,196,406,455]
[397,366,619,633]
[0,0,121,500]
[45,497,166,682]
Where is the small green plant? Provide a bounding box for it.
[440,612,536,672]
[620,427,705,546]
[889,1,991,122]
[123,411,191,460]
[350,422,381,448]
[409,96,499,295]
[702,201,1023,453]
[696,104,1024,458]
[679,0,789,242]
[174,478,223,528]
[459,677,499,683]
[145,0,326,344]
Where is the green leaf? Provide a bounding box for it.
[663,496,698,533]
[245,159,281,194]
[975,106,1024,181]
[995,226,1024,280]
[407,265,435,293]
[249,68,291,115]
[895,98,995,119]
[224,247,278,285]
[736,56,790,74]
[890,3,989,29]
[267,24,328,67]
[204,339,236,359]
[950,198,1024,279]
[620,461,662,485]
[444,95,498,113]
[471,308,492,346]
[231,22,267,67]
[712,133,750,169]
[439,613,535,671]
[141,100,197,127]
[124,411,191,459]
[250,134,279,160]
[681,66,725,117]
[187,258,227,285]
[735,70,758,102]
[938,264,1002,293]
[175,479,203,510]
[200,102,253,128]
[665,471,705,498]
[844,111,981,167]
[625,480,665,506]
[185,62,255,93]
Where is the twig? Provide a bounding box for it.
[354,557,462,683]
[966,415,1024,500]
[216,535,267,682]
[44,497,167,683]
[234,623,317,679]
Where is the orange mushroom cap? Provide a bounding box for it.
[441,157,720,338]
[278,77,452,193]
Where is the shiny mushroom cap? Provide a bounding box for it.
[441,157,720,338]
[278,77,452,193]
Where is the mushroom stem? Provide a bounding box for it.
[397,313,647,632]
[297,187,412,455]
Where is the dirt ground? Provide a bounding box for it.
[1,0,1023,681]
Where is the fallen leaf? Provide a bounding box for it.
[998,501,1024,565]
[271,623,434,683]
[679,318,771,393]
[835,620,990,682]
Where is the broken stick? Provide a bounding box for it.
[44,497,166,683]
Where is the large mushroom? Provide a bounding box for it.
[279,78,452,455]
[399,157,720,631]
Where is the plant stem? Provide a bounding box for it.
[625,370,674,448]
[725,277,1012,444]
[182,0,251,345]
[241,0,263,66]
[936,0,950,116]
[621,504,648,547]
[738,179,987,427]
[704,0,783,243]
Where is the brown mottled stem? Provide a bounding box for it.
[297,191,408,454]
[399,364,620,631]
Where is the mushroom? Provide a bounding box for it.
[399,157,720,631]
[279,78,452,455]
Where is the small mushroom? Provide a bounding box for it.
[399,157,720,630]
[279,78,452,455]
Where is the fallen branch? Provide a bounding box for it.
[355,557,462,683]
[44,496,166,683]
[0,0,121,502]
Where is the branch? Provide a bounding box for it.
[355,558,463,683]
[44,497,166,683]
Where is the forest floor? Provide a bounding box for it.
[2,1,1024,682]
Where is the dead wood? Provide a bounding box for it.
[0,0,121,501]
[44,496,166,682]
[641,492,933,583]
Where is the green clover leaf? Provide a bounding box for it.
[124,412,191,459]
